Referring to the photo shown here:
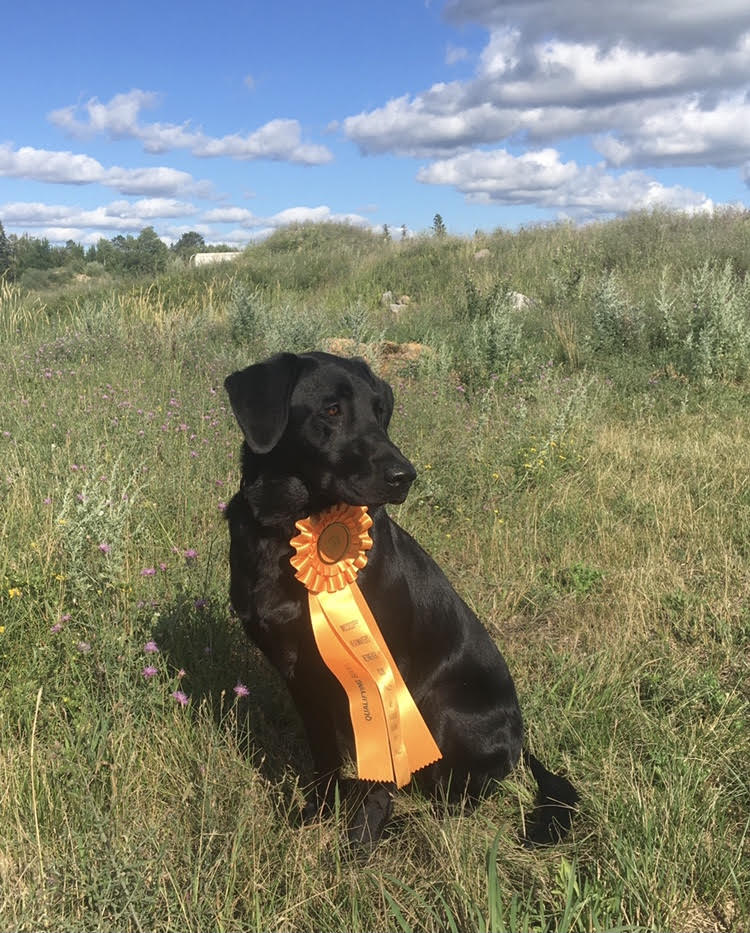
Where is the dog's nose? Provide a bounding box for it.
[385,463,417,487]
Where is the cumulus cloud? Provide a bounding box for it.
[344,94,519,157]
[594,93,750,168]
[342,4,750,180]
[0,143,213,197]
[200,203,371,230]
[444,0,750,52]
[0,198,198,234]
[49,90,333,165]
[417,147,714,217]
[202,207,256,224]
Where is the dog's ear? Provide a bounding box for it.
[224,352,301,454]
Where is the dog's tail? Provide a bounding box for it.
[522,748,579,846]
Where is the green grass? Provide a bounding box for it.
[1,212,749,931]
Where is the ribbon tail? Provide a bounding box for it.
[308,592,396,783]
[350,584,442,780]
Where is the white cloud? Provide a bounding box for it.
[50,89,333,165]
[343,93,519,157]
[0,143,213,197]
[444,0,750,52]
[446,44,469,65]
[417,147,714,216]
[477,35,750,108]
[191,118,332,164]
[50,90,161,138]
[202,207,256,224]
[1,198,198,234]
[216,227,275,245]
[31,227,102,246]
[594,93,750,168]
[201,204,371,230]
[0,143,106,185]
[341,9,750,176]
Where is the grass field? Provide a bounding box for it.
[1,212,749,931]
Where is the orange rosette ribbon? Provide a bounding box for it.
[290,504,441,787]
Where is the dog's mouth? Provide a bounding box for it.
[337,464,416,509]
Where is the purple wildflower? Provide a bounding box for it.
[172,690,189,707]
[142,665,158,679]
[184,548,198,562]
[98,543,111,554]
[141,567,156,576]
[233,682,250,698]
[77,641,91,654]
[143,640,159,654]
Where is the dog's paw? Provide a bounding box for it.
[345,783,394,856]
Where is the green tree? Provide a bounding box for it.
[64,239,85,269]
[171,231,206,261]
[134,227,169,275]
[432,213,446,238]
[0,221,12,277]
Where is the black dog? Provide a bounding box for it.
[224,351,578,849]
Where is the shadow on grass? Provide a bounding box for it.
[151,590,315,806]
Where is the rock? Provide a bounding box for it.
[509,291,534,311]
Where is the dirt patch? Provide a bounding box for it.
[321,338,432,377]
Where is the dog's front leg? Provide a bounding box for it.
[345,781,394,853]
[285,672,346,821]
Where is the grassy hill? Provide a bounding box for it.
[1,212,748,931]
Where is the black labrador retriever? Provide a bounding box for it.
[224,351,578,849]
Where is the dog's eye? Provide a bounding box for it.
[324,403,341,417]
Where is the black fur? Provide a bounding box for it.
[224,351,578,850]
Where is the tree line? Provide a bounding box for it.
[0,223,233,286]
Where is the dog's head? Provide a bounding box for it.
[225,352,416,509]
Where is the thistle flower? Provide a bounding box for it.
[172,690,189,707]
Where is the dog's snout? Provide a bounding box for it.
[385,461,417,487]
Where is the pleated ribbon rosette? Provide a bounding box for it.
[289,504,441,787]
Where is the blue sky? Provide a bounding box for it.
[3,0,750,245]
